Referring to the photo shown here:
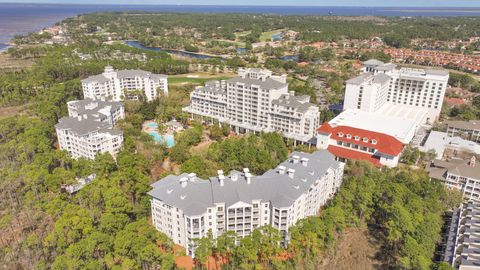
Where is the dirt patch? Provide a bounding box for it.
[0,104,29,119]
[318,227,382,270]
[0,53,33,72]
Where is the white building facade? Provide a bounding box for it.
[148,151,344,257]
[81,66,168,102]
[344,60,449,123]
[183,68,320,143]
[55,99,124,159]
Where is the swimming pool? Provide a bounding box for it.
[148,132,175,148]
[147,123,159,128]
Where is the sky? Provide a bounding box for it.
[2,0,480,7]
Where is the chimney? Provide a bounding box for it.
[218,170,225,186]
[301,157,309,167]
[77,116,82,121]
[83,114,88,120]
[231,172,238,182]
[469,156,476,167]
[180,177,188,188]
[245,172,252,184]
[292,155,300,164]
[287,168,295,179]
[278,165,286,175]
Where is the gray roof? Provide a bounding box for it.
[82,74,109,84]
[373,73,391,84]
[148,151,342,216]
[446,120,480,131]
[271,94,316,113]
[363,59,385,66]
[375,63,397,71]
[427,158,480,180]
[82,69,167,84]
[227,77,287,90]
[55,116,121,136]
[68,99,123,116]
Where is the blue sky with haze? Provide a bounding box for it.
[2,0,480,7]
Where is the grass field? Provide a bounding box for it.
[168,73,236,85]
[259,29,286,42]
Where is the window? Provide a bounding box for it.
[371,139,377,145]
[363,137,368,142]
[354,136,360,141]
[338,132,344,137]
[346,134,352,139]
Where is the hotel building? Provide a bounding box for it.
[81,66,168,101]
[182,68,320,144]
[148,151,344,257]
[345,59,449,123]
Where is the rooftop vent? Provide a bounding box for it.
[243,168,250,174]
[219,174,225,186]
[245,172,252,184]
[292,155,300,164]
[180,177,188,188]
[188,173,196,181]
[278,165,286,175]
[287,168,295,179]
[301,157,309,167]
[231,172,239,182]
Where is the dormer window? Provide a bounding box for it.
[354,136,360,141]
[363,137,368,142]
[338,132,344,137]
[371,139,377,145]
[346,134,352,139]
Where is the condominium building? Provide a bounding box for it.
[182,68,320,143]
[427,156,480,202]
[446,120,480,143]
[67,99,125,126]
[344,59,449,123]
[148,150,344,257]
[55,99,124,159]
[443,201,480,270]
[81,66,168,101]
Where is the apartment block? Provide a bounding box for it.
[55,99,124,160]
[148,151,344,257]
[446,120,480,143]
[344,59,449,123]
[183,68,320,143]
[443,202,480,270]
[82,66,168,101]
[427,156,480,202]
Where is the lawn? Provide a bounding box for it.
[259,29,286,42]
[168,73,236,85]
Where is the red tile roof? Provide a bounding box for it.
[317,123,405,156]
[327,145,382,167]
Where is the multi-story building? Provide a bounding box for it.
[67,99,125,126]
[316,106,429,167]
[148,150,344,257]
[183,68,320,144]
[55,99,124,160]
[446,120,480,143]
[344,59,449,123]
[443,201,480,270]
[427,156,480,202]
[81,66,168,102]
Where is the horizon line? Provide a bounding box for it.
[1,2,480,8]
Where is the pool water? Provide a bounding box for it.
[148,132,175,148]
[147,123,159,128]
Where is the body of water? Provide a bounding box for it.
[126,40,223,59]
[2,3,480,47]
